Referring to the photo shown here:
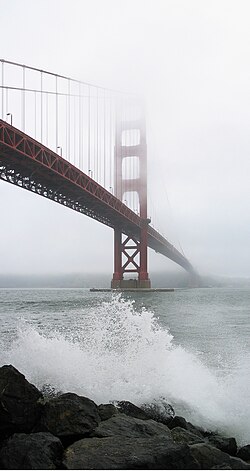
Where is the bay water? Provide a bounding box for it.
[0,287,249,445]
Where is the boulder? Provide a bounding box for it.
[189,443,250,470]
[0,432,63,469]
[98,403,119,421]
[237,445,250,462]
[169,416,190,429]
[34,392,101,443]
[115,400,152,420]
[92,413,172,439]
[206,433,237,456]
[63,435,200,469]
[169,415,204,437]
[171,427,205,445]
[140,398,175,426]
[0,365,42,439]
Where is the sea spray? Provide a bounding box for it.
[0,294,249,444]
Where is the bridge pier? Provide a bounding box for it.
[111,278,151,289]
[111,228,151,289]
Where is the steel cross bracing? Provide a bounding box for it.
[0,119,194,273]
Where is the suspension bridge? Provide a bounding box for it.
[0,59,195,289]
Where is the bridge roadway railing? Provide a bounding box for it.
[0,119,194,273]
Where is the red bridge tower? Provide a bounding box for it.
[111,106,151,289]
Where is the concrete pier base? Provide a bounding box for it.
[90,277,175,292]
[111,278,151,289]
[90,288,174,292]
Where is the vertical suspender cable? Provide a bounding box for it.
[34,91,37,139]
[88,85,91,175]
[5,88,8,118]
[121,96,123,203]
[82,87,84,172]
[73,88,75,164]
[78,82,81,170]
[1,61,4,119]
[129,102,132,209]
[96,87,99,182]
[119,96,122,201]
[22,67,25,131]
[134,103,137,213]
[65,81,68,159]
[93,89,96,178]
[74,93,76,166]
[114,96,117,197]
[40,71,43,142]
[56,75,58,151]
[68,79,70,161]
[46,92,48,145]
[123,96,126,204]
[94,88,96,179]
[131,101,133,209]
[109,93,112,191]
[103,89,106,188]
[131,103,134,211]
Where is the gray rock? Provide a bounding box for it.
[190,443,250,470]
[98,403,119,421]
[0,432,63,469]
[171,427,205,445]
[169,416,204,437]
[140,398,175,425]
[237,445,250,462]
[206,433,237,456]
[115,400,152,420]
[211,466,232,469]
[92,413,172,438]
[169,416,190,429]
[34,392,100,441]
[63,435,200,469]
[0,365,42,439]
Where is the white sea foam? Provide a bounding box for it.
[1,294,249,444]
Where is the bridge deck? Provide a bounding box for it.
[0,120,194,273]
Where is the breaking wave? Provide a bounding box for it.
[1,295,249,444]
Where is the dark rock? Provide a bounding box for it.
[169,415,204,437]
[206,433,237,456]
[237,445,250,462]
[92,413,172,438]
[0,432,63,469]
[140,398,175,425]
[34,392,101,443]
[169,416,189,429]
[190,443,250,470]
[115,400,152,420]
[211,466,232,469]
[171,427,205,445]
[0,365,42,439]
[63,435,200,469]
[98,403,119,421]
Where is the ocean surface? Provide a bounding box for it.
[0,287,249,445]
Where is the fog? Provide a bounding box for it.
[1,0,250,279]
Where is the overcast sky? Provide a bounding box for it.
[0,0,250,278]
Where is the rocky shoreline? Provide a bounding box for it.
[0,365,250,469]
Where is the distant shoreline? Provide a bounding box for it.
[0,272,249,289]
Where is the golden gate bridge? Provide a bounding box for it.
[0,59,195,289]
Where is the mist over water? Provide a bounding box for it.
[0,291,249,445]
